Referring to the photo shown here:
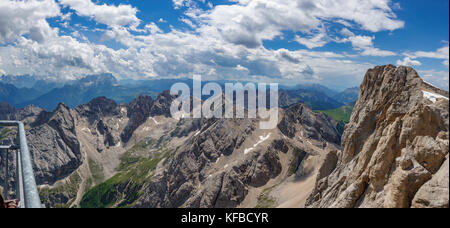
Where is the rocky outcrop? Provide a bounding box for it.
[76,97,122,148]
[28,103,82,184]
[150,90,176,117]
[170,118,204,138]
[76,97,120,123]
[412,156,449,208]
[121,91,176,143]
[121,95,154,143]
[306,65,449,208]
[279,103,341,145]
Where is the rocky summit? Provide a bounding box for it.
[306,65,449,208]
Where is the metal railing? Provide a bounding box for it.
[1,121,41,208]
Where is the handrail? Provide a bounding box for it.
[1,121,42,208]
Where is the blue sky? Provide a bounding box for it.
[0,0,448,91]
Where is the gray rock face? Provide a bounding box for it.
[134,110,314,208]
[17,105,44,124]
[184,147,283,208]
[279,103,340,145]
[412,156,449,208]
[76,97,120,123]
[306,65,449,208]
[77,97,122,148]
[150,90,176,117]
[121,91,177,142]
[29,103,82,184]
[121,95,153,143]
[134,118,259,208]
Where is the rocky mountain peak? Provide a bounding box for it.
[86,97,118,111]
[76,96,120,121]
[150,90,176,117]
[32,103,70,126]
[121,95,154,143]
[278,102,341,145]
[55,102,71,112]
[22,100,83,186]
[306,65,449,208]
[78,73,118,87]
[343,65,448,163]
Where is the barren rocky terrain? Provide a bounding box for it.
[306,65,449,208]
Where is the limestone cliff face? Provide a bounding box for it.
[306,65,449,208]
[28,103,82,185]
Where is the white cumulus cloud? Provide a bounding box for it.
[191,0,404,49]
[340,33,396,57]
[396,57,422,66]
[0,0,60,44]
[59,0,141,30]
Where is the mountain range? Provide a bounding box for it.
[0,65,448,208]
[1,74,358,111]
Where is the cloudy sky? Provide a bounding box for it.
[0,0,448,90]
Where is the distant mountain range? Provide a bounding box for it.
[1,75,44,88]
[0,82,41,105]
[1,74,360,111]
[17,74,160,110]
